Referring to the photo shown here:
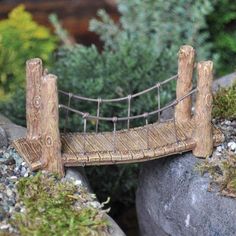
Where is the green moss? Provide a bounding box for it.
[213,83,236,119]
[197,151,236,197]
[12,172,108,236]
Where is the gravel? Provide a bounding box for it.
[0,147,106,235]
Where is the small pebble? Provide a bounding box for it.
[228,141,236,151]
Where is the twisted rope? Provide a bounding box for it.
[58,74,177,103]
[59,88,196,122]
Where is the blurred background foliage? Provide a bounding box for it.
[0,5,57,101]
[0,0,236,229]
[207,0,236,76]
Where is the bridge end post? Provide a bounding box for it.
[40,74,64,176]
[193,61,213,158]
[26,58,43,140]
[175,45,195,123]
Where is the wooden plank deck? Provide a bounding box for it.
[12,119,224,170]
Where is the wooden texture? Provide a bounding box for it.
[26,58,43,140]
[193,61,214,157]
[175,45,195,123]
[41,74,64,176]
[12,119,224,169]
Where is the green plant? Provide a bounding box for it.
[0,5,57,101]
[12,172,108,236]
[0,5,57,125]
[55,0,214,131]
[207,0,236,76]
[213,83,236,119]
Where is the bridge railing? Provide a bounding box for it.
[25,45,213,176]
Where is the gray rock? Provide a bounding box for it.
[212,72,236,92]
[65,167,126,236]
[0,127,8,148]
[105,214,126,236]
[65,167,92,192]
[136,152,236,236]
[1,124,26,142]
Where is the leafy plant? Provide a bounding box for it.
[213,83,236,119]
[207,0,236,76]
[0,5,57,124]
[13,172,108,236]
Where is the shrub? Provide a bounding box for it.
[207,0,236,76]
[0,5,57,124]
[55,0,214,132]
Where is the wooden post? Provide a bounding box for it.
[26,58,43,140]
[175,45,195,123]
[193,61,213,158]
[41,74,64,176]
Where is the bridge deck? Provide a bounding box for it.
[12,119,224,170]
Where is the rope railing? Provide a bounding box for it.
[59,88,196,154]
[59,88,196,122]
[58,74,177,103]
[59,74,178,132]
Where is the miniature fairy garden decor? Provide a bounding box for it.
[12,45,224,175]
[0,44,226,236]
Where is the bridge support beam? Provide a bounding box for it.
[193,61,213,158]
[40,74,64,176]
[26,58,43,140]
[175,45,195,123]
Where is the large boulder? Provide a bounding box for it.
[136,153,236,236]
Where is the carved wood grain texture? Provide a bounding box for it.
[193,61,213,157]
[26,58,43,140]
[41,74,64,176]
[175,45,195,123]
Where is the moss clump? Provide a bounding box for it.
[213,83,236,119]
[197,151,236,197]
[12,172,108,236]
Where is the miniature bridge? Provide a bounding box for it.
[12,45,224,176]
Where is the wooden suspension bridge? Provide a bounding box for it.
[12,45,224,176]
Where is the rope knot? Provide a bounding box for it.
[156,82,161,88]
[127,94,132,100]
[97,97,102,103]
[173,100,179,106]
[143,112,149,118]
[83,112,89,119]
[112,116,118,123]
[68,92,73,98]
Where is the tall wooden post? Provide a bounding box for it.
[193,61,213,157]
[26,58,43,140]
[41,74,64,176]
[175,45,195,123]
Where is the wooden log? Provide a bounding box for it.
[193,61,213,158]
[175,45,195,123]
[41,74,64,176]
[26,58,43,140]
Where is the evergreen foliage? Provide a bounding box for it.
[55,0,214,132]
[207,0,236,76]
